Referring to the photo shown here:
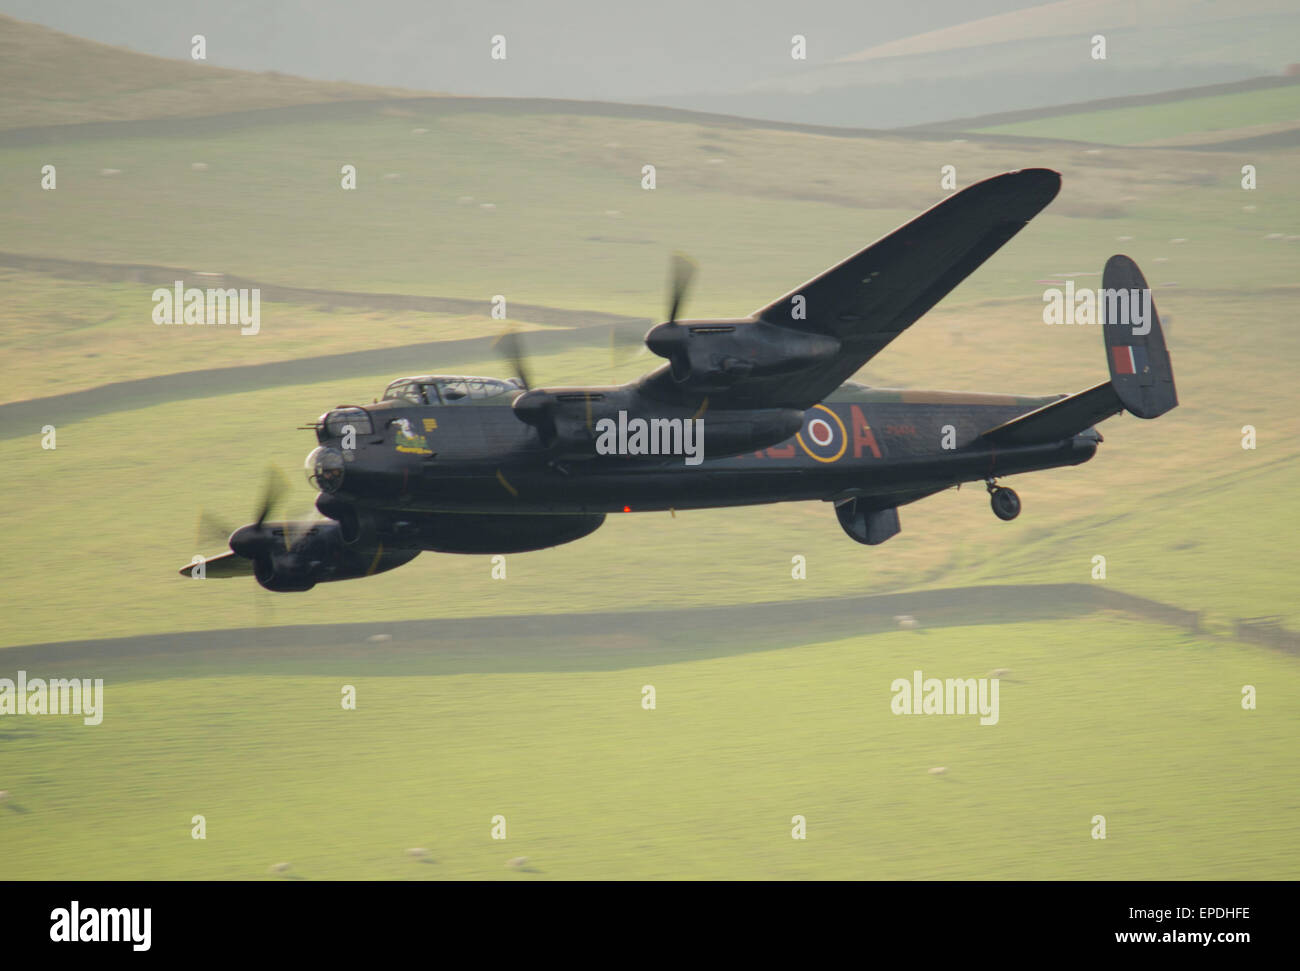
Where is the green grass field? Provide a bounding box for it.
[0,268,568,403]
[973,83,1300,146]
[1,17,1297,880]
[6,107,1299,315]
[0,13,429,130]
[3,617,1296,879]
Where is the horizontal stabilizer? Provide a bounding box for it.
[982,382,1122,447]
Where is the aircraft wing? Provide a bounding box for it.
[178,550,254,578]
[642,168,1060,410]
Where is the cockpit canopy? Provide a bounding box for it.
[381,375,524,406]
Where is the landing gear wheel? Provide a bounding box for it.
[989,486,1021,522]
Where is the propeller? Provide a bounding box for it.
[497,253,698,441]
[495,327,559,444]
[228,465,307,558]
[186,465,322,597]
[645,253,697,381]
[666,252,695,327]
[195,465,285,551]
[254,465,288,529]
[196,509,236,549]
[609,322,646,370]
[494,327,533,391]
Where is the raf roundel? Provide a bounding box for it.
[796,404,847,463]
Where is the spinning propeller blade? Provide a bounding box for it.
[254,466,288,529]
[666,252,695,327]
[494,327,533,391]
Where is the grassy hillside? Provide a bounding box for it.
[973,83,1300,146]
[837,0,1297,64]
[2,617,1295,880]
[4,107,1298,319]
[0,14,430,131]
[0,268,564,404]
[728,0,1300,130]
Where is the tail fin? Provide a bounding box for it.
[981,255,1177,446]
[1101,254,1177,419]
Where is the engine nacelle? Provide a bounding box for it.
[252,552,320,592]
[515,388,803,462]
[645,318,841,391]
[236,518,419,591]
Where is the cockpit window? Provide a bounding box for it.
[384,375,522,406]
[324,407,373,437]
[466,379,500,400]
[435,379,469,403]
[382,381,426,404]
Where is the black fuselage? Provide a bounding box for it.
[319,384,1097,518]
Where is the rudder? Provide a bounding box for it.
[1102,254,1178,419]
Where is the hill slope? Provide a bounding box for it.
[0,13,430,130]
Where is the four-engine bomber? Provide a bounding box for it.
[181,169,1177,591]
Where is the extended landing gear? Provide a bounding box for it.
[986,480,1021,521]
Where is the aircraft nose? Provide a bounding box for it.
[305,445,345,493]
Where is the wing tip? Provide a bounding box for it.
[950,167,1060,215]
[1005,166,1062,200]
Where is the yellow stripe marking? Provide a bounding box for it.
[496,469,519,497]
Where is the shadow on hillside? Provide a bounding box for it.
[1,583,1213,682]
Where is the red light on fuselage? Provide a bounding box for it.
[623,505,631,513]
